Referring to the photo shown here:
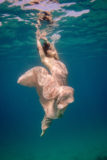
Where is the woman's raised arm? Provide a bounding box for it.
[36,28,46,62]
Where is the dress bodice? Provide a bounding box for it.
[47,59,68,86]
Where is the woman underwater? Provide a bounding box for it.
[17,27,74,136]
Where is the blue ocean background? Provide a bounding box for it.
[0,0,107,160]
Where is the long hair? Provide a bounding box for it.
[42,42,59,60]
[42,42,50,56]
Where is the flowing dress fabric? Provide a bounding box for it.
[33,67,59,100]
[17,60,74,135]
[50,59,68,86]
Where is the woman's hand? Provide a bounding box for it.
[40,31,47,40]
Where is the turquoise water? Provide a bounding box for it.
[0,0,107,160]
